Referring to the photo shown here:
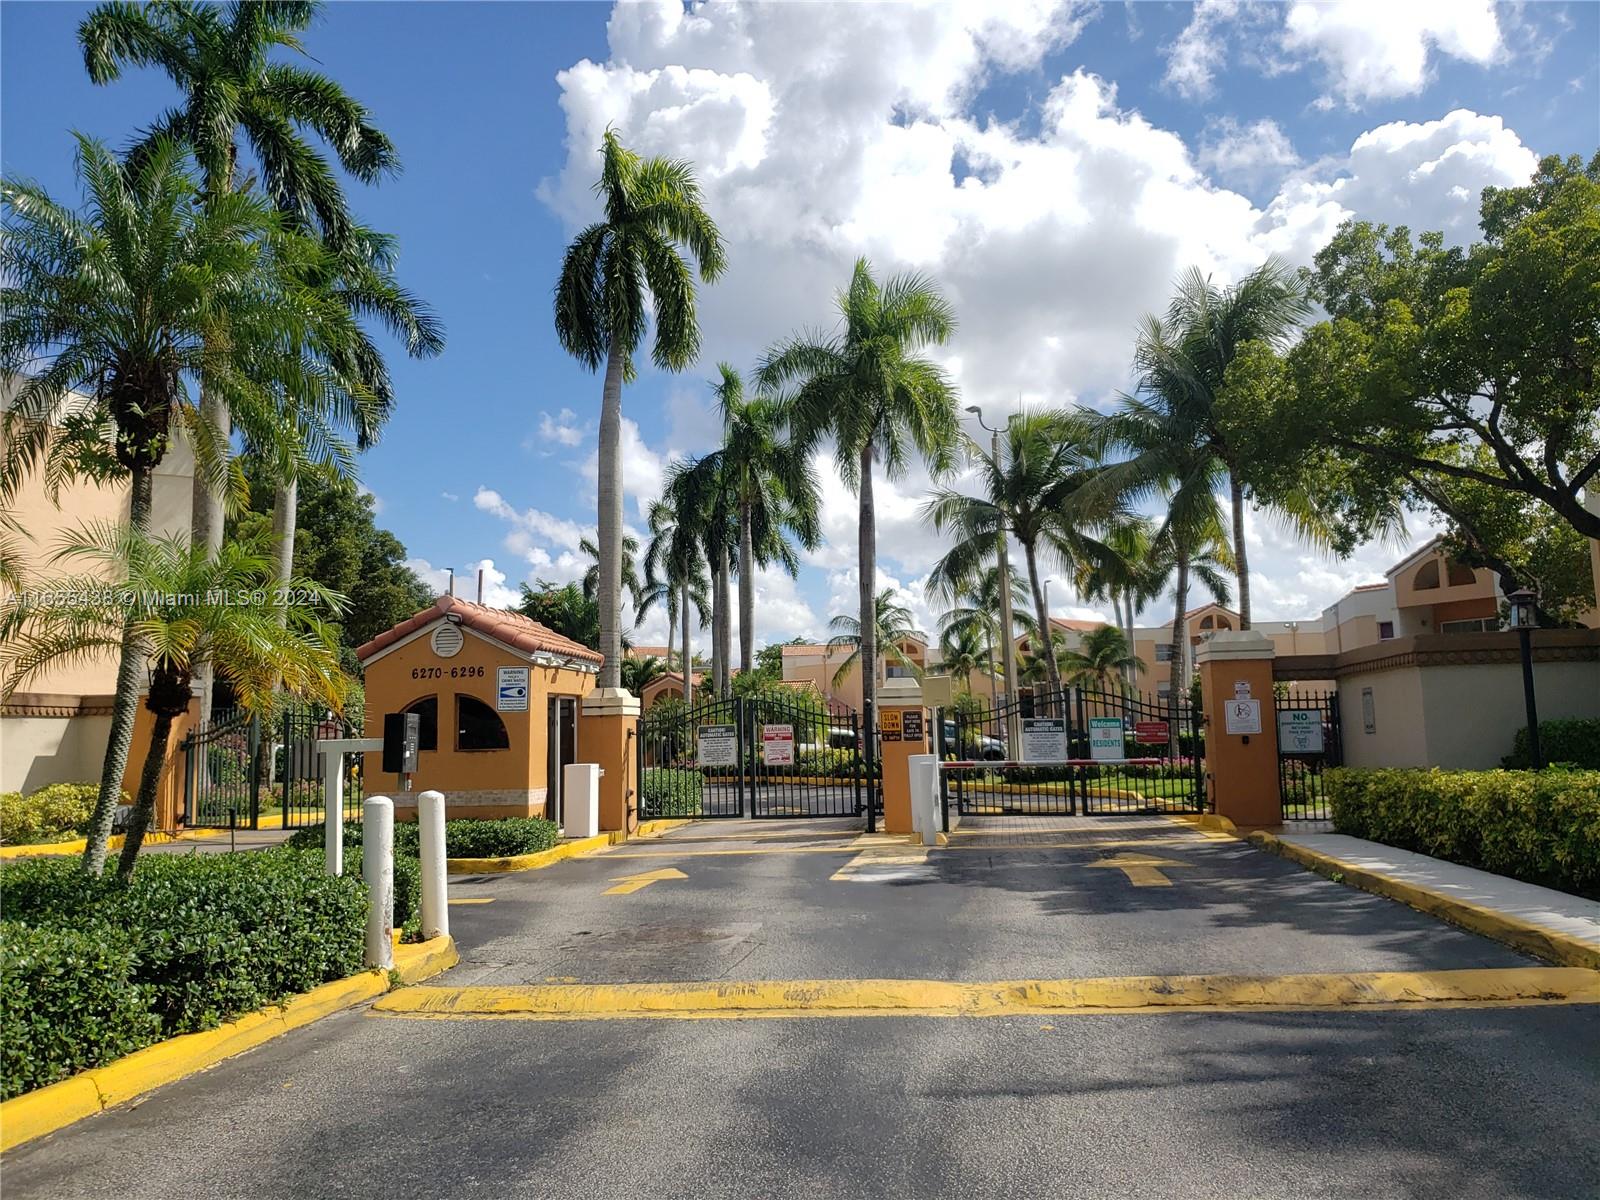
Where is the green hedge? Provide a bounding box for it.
[287,817,559,860]
[1502,718,1600,769]
[0,782,126,845]
[0,850,370,1099]
[1328,767,1600,899]
[641,768,703,817]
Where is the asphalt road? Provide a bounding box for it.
[6,815,1597,1200]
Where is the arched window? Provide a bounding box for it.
[401,696,438,752]
[1216,618,1232,630]
[456,694,510,751]
[1199,616,1214,629]
[1412,560,1440,590]
[1447,561,1477,587]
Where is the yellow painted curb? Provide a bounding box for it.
[0,935,458,1153]
[373,966,1600,1022]
[1166,812,1239,835]
[0,829,196,860]
[1247,831,1600,970]
[634,819,693,839]
[445,818,692,875]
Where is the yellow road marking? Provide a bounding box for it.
[1087,852,1191,887]
[603,867,688,895]
[372,967,1600,1021]
[448,897,495,905]
[604,845,861,859]
[830,844,932,881]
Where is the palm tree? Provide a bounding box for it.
[1137,260,1316,628]
[554,129,726,691]
[580,533,641,609]
[620,654,668,699]
[2,135,364,875]
[936,564,1034,699]
[1018,630,1068,687]
[761,260,959,729]
[924,409,1123,699]
[1073,516,1154,691]
[665,454,736,695]
[937,622,988,692]
[0,524,346,877]
[705,364,820,676]
[826,589,922,689]
[80,0,401,569]
[640,495,710,701]
[1058,626,1144,693]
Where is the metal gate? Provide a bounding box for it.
[637,694,874,821]
[277,706,367,828]
[181,708,260,828]
[1275,690,1342,820]
[940,687,1204,817]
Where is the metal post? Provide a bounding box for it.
[1517,627,1542,769]
[417,789,449,942]
[246,714,261,830]
[322,748,345,877]
[992,426,1019,712]
[364,795,394,970]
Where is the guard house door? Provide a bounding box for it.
[547,696,578,827]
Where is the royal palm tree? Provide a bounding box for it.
[2,135,366,874]
[1135,260,1316,628]
[554,129,726,691]
[80,0,401,563]
[580,533,641,609]
[761,260,958,729]
[1073,516,1154,690]
[704,364,820,676]
[640,494,711,700]
[0,524,346,877]
[1058,626,1144,693]
[826,589,922,689]
[924,409,1123,698]
[666,453,737,694]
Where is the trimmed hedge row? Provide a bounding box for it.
[1502,718,1600,770]
[0,850,370,1099]
[0,782,123,845]
[286,817,560,860]
[1328,767,1600,899]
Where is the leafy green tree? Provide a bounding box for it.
[1,135,364,875]
[925,409,1125,696]
[554,129,726,691]
[1228,153,1600,567]
[0,525,346,877]
[761,260,959,730]
[1058,625,1144,693]
[826,589,922,689]
[516,580,616,654]
[754,638,805,682]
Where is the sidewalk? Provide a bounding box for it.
[1263,829,1600,968]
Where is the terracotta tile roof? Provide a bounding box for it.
[1351,582,1390,593]
[1049,617,1106,631]
[356,595,603,665]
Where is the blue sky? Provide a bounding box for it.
[4,1,1597,647]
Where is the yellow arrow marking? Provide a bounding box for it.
[603,867,687,895]
[1087,853,1188,887]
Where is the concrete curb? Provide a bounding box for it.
[1167,812,1240,835]
[0,936,458,1153]
[0,827,220,860]
[1247,831,1600,970]
[445,818,691,875]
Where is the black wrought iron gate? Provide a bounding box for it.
[637,694,875,821]
[939,687,1205,817]
[1274,690,1342,820]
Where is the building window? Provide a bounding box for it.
[1440,618,1496,634]
[1154,644,1173,662]
[456,694,510,751]
[402,696,439,752]
[1412,560,1440,590]
[1199,616,1214,630]
[885,664,916,679]
[1157,683,1172,698]
[1377,621,1395,641]
[1446,562,1477,587]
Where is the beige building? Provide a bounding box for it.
[780,634,929,712]
[1,386,197,795]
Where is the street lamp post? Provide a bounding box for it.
[966,406,1018,710]
[1508,587,1542,770]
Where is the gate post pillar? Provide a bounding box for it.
[1195,631,1281,829]
[876,678,929,835]
[579,688,640,836]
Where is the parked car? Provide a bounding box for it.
[942,721,1006,760]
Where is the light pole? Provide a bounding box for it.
[1508,587,1542,769]
[967,406,1018,710]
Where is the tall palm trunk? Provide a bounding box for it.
[82,465,154,875]
[1230,475,1250,630]
[858,445,878,727]
[1022,541,1063,700]
[595,344,626,690]
[716,546,732,694]
[1121,590,1137,690]
[738,497,754,676]
[251,474,298,792]
[664,596,676,678]
[117,706,177,879]
[1168,553,1190,758]
[681,578,693,705]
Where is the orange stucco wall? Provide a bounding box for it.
[360,625,595,817]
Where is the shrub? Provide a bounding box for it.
[442,818,559,859]
[1328,767,1600,899]
[0,782,117,845]
[1502,718,1600,770]
[0,922,163,1099]
[793,747,858,778]
[642,768,702,817]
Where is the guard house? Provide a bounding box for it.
[355,596,601,822]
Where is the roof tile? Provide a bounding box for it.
[355,595,603,666]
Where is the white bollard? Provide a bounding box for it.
[322,751,345,877]
[363,795,394,970]
[908,754,939,846]
[562,763,601,839]
[417,789,449,942]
